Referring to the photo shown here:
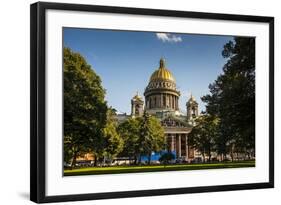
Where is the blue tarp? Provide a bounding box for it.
[140,150,176,162]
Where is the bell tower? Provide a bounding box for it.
[186,94,198,122]
[131,92,144,117]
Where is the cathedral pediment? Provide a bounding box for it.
[161,115,189,128]
[161,115,192,134]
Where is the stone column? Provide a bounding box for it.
[167,94,169,108]
[170,135,173,152]
[178,134,181,157]
[175,134,177,156]
[185,134,188,160]
[172,135,176,151]
[167,134,170,151]
[166,94,168,108]
[156,95,159,107]
[167,95,170,108]
[160,94,163,108]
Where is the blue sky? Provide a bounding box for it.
[63,28,233,114]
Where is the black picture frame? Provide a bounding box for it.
[30,1,274,203]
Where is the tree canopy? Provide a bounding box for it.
[201,37,255,159]
[63,48,165,167]
[138,112,165,164]
[117,117,142,164]
[118,112,165,164]
[102,108,124,160]
[189,114,219,162]
[63,47,107,167]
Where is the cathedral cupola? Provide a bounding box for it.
[149,58,176,83]
[144,58,180,115]
[131,92,144,117]
[186,94,199,122]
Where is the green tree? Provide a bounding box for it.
[102,108,124,162]
[202,37,255,159]
[118,112,165,165]
[117,117,141,164]
[189,114,219,162]
[63,47,107,168]
[139,112,165,164]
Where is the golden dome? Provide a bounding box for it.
[187,94,198,104]
[149,58,175,82]
[132,92,143,101]
[190,94,195,101]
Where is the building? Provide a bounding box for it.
[118,58,200,162]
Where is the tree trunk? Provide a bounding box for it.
[71,151,78,169]
[138,154,141,165]
[94,155,97,167]
[208,146,211,162]
[103,156,106,167]
[148,154,151,165]
[134,155,137,165]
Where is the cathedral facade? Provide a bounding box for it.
[122,58,200,162]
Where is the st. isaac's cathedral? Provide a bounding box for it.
[117,58,200,162]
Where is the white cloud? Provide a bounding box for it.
[156,33,182,43]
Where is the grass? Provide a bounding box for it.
[64,160,255,176]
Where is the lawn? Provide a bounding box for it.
[64,160,255,176]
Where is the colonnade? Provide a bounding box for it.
[166,133,194,159]
[146,94,179,110]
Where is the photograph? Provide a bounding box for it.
[63,28,256,176]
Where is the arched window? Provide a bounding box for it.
[192,107,196,117]
[135,104,140,115]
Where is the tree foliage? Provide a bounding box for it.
[138,112,165,164]
[63,47,107,167]
[102,108,124,159]
[117,117,142,164]
[189,114,219,162]
[201,37,255,159]
[118,112,165,164]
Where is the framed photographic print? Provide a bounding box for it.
[30,1,274,203]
